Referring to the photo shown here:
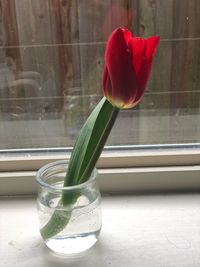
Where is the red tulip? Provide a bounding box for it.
[103,27,160,109]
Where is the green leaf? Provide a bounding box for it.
[64,97,118,187]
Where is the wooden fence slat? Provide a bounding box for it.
[170,0,200,110]
[0,0,22,115]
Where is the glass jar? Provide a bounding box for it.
[35,160,102,255]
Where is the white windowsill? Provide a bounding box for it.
[1,194,200,267]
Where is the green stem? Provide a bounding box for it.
[40,98,119,240]
[40,206,72,240]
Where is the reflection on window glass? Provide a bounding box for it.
[0,0,199,149]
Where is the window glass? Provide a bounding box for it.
[0,0,199,150]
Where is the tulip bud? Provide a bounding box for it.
[103,27,160,109]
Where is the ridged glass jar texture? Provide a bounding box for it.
[35,160,102,255]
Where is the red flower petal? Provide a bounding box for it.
[103,28,160,109]
[103,28,138,107]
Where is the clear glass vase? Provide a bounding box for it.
[35,160,102,255]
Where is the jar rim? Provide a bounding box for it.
[35,160,98,191]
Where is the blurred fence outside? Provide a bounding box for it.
[0,0,199,149]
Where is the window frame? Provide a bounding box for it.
[1,145,200,195]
